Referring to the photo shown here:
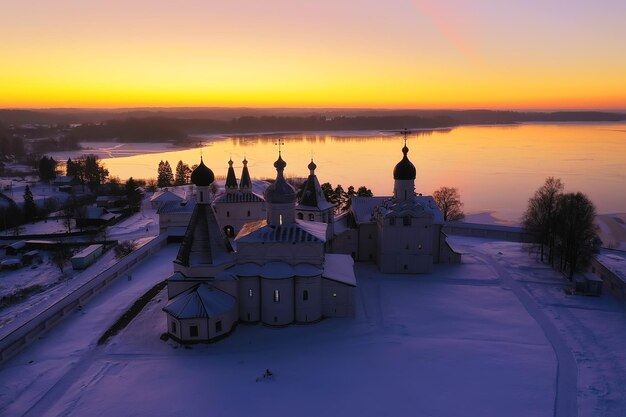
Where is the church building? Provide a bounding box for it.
[163,154,356,343]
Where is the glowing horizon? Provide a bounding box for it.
[1,0,625,110]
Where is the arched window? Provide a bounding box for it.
[247,210,251,217]
[389,217,395,226]
[308,213,315,221]
[248,289,253,297]
[303,290,309,301]
[226,211,230,218]
[273,289,280,303]
[403,216,412,226]
[297,212,304,220]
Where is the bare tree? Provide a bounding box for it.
[433,186,464,221]
[522,177,563,263]
[554,192,599,280]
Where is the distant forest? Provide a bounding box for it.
[0,108,624,144]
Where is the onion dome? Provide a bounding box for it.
[393,145,416,180]
[225,158,238,190]
[239,157,252,191]
[191,157,215,186]
[264,154,296,204]
[308,159,317,175]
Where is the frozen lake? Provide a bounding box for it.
[93,122,626,223]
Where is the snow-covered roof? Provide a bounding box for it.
[323,254,356,286]
[72,244,103,259]
[82,207,117,221]
[376,195,444,224]
[157,200,196,214]
[213,191,264,204]
[150,189,183,203]
[229,262,322,279]
[350,197,387,224]
[163,284,236,319]
[235,219,327,243]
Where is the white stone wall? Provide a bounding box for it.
[261,278,294,326]
[238,276,261,322]
[322,279,354,317]
[214,201,265,235]
[294,275,322,323]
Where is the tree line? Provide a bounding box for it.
[523,177,599,280]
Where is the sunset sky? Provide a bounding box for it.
[1,0,625,110]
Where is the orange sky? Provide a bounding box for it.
[1,0,625,110]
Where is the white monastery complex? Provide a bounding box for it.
[161,141,461,343]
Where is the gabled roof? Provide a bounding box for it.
[350,196,387,224]
[150,189,184,203]
[175,204,235,268]
[236,219,327,243]
[323,253,356,286]
[157,199,196,214]
[351,195,444,225]
[163,284,235,319]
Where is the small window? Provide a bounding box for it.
[297,212,304,220]
[247,210,251,217]
[332,292,337,298]
[226,211,230,218]
[248,289,253,297]
[322,214,326,222]
[274,289,280,303]
[405,244,409,250]
[403,216,412,226]
[403,264,408,270]
[309,213,314,221]
[418,244,422,250]
[215,321,222,333]
[279,214,283,225]
[303,290,309,301]
[190,325,198,337]
[274,316,278,323]
[389,217,395,226]
[200,192,204,203]
[368,233,372,239]
[171,321,177,333]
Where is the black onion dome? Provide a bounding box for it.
[308,159,317,172]
[191,158,215,186]
[264,154,296,204]
[393,145,416,180]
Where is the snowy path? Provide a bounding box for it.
[472,251,578,417]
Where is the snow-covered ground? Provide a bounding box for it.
[0,197,159,338]
[1,236,624,417]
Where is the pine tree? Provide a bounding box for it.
[125,177,143,212]
[174,160,191,185]
[157,160,174,188]
[23,185,37,221]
